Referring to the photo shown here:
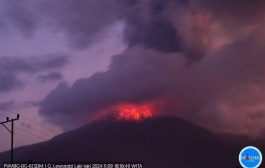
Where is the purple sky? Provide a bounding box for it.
[1,0,265,152]
[0,10,126,151]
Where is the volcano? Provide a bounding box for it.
[0,117,263,168]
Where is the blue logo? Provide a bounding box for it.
[239,146,262,168]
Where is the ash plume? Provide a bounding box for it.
[36,0,265,136]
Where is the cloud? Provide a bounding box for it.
[0,101,14,110]
[0,72,24,93]
[125,20,181,52]
[0,54,67,73]
[37,72,63,83]
[5,0,37,37]
[0,0,118,47]
[2,0,265,51]
[0,54,68,93]
[39,0,122,49]
[40,37,265,135]
[39,48,185,129]
[35,0,265,136]
[0,0,184,51]
[201,0,265,24]
[0,0,38,37]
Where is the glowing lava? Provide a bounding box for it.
[115,104,153,121]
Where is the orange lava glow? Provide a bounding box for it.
[115,104,153,121]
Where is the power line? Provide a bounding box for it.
[19,115,60,135]
[1,112,95,157]
[14,125,47,141]
[0,108,60,135]
[17,120,54,137]
[0,114,19,163]
[0,112,81,161]
[0,113,50,163]
[0,113,55,138]
[0,109,85,153]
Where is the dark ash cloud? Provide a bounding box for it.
[34,0,265,136]
[125,20,181,52]
[0,0,185,51]
[201,0,265,24]
[39,0,121,49]
[39,48,182,129]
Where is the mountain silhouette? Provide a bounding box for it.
[0,117,263,168]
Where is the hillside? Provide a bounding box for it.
[0,117,263,168]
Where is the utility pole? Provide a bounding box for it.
[0,114,19,163]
